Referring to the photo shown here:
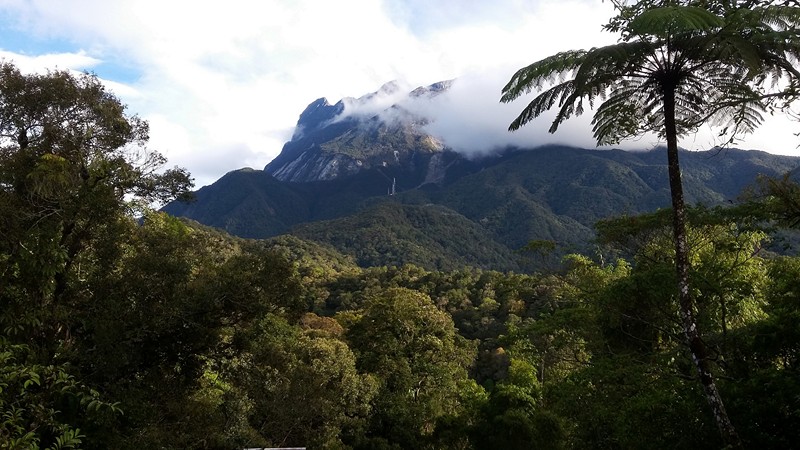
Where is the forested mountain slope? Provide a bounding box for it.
[164,145,800,270]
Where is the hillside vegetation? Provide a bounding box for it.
[165,146,800,271]
[12,200,800,448]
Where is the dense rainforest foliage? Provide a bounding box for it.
[7,180,800,449]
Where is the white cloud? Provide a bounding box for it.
[409,71,602,155]
[0,49,99,72]
[332,69,642,158]
[0,0,797,187]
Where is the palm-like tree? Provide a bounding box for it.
[502,2,800,447]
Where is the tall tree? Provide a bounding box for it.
[0,62,193,446]
[0,63,193,339]
[501,2,800,446]
[346,287,476,448]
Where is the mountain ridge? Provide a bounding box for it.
[163,83,800,270]
[164,144,800,271]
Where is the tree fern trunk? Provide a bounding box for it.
[663,86,742,448]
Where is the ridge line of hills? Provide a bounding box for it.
[163,83,800,271]
[164,145,800,271]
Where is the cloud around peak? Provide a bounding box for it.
[325,70,606,158]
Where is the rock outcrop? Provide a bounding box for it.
[265,81,454,184]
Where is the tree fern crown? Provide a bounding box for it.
[501,4,800,147]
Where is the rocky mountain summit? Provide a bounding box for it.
[265,80,455,183]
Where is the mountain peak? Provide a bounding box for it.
[265,81,455,183]
[292,97,345,140]
[378,80,401,95]
[410,79,454,98]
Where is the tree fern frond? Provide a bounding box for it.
[590,77,660,144]
[507,80,576,131]
[550,73,621,132]
[628,6,724,38]
[592,99,643,145]
[743,5,800,31]
[756,41,800,81]
[573,41,654,88]
[715,100,767,137]
[708,33,764,77]
[500,50,587,103]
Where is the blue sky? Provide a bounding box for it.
[0,0,798,188]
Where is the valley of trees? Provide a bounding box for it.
[3,1,800,449]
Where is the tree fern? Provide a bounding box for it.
[502,2,800,447]
[501,50,587,103]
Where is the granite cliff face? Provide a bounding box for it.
[265,81,454,183]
